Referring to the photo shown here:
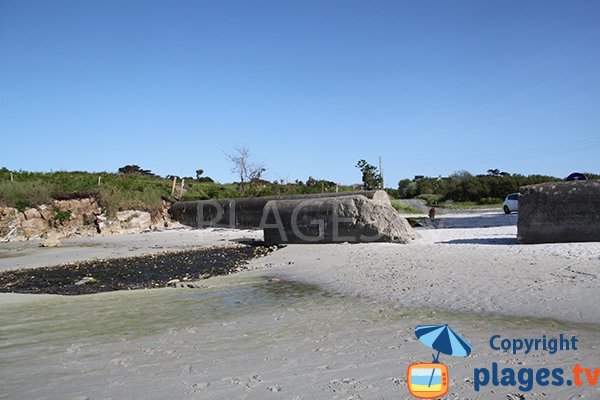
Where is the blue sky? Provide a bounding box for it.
[1,0,599,186]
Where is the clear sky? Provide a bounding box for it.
[1,0,599,186]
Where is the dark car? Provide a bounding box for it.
[565,173,587,181]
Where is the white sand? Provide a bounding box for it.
[1,213,600,399]
[252,223,600,324]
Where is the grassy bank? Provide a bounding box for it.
[0,170,356,216]
[389,199,423,214]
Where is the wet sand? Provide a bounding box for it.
[2,273,599,400]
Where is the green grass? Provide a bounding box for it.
[0,170,358,216]
[435,200,503,209]
[0,171,174,216]
[0,180,55,212]
[415,193,444,206]
[390,199,423,214]
[408,193,502,209]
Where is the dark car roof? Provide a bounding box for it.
[565,172,587,181]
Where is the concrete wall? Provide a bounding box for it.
[169,190,390,229]
[517,180,600,244]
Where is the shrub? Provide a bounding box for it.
[478,197,503,205]
[54,210,72,223]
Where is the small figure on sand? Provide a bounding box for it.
[429,207,436,221]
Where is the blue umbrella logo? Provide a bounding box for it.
[414,324,473,388]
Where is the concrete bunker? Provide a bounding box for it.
[517,180,600,244]
[169,191,414,244]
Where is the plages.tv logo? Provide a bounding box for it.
[407,324,473,399]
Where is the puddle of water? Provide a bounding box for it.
[2,274,597,359]
[0,276,345,362]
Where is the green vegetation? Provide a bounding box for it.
[389,199,423,214]
[0,168,355,216]
[54,210,72,223]
[397,170,600,205]
[432,200,503,209]
[2,165,597,216]
[356,159,382,190]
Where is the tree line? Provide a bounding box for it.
[395,170,600,203]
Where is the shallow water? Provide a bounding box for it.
[1,273,599,399]
[0,278,316,352]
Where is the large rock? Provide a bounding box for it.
[95,214,123,235]
[20,217,49,238]
[262,195,414,244]
[170,190,392,229]
[24,208,42,220]
[117,210,152,231]
[40,232,62,247]
[0,207,23,241]
[518,180,600,244]
[37,205,54,221]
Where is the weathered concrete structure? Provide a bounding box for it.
[169,191,391,229]
[169,191,414,244]
[262,195,414,244]
[517,180,600,244]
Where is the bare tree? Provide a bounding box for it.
[226,146,266,187]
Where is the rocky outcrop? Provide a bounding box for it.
[262,195,414,244]
[517,180,600,244]
[52,198,102,237]
[0,198,178,242]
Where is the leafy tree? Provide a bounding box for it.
[398,178,417,198]
[355,159,382,190]
[117,165,155,176]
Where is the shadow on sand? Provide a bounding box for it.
[438,237,519,245]
[432,214,518,229]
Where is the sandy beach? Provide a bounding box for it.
[3,1,599,398]
[1,212,599,399]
